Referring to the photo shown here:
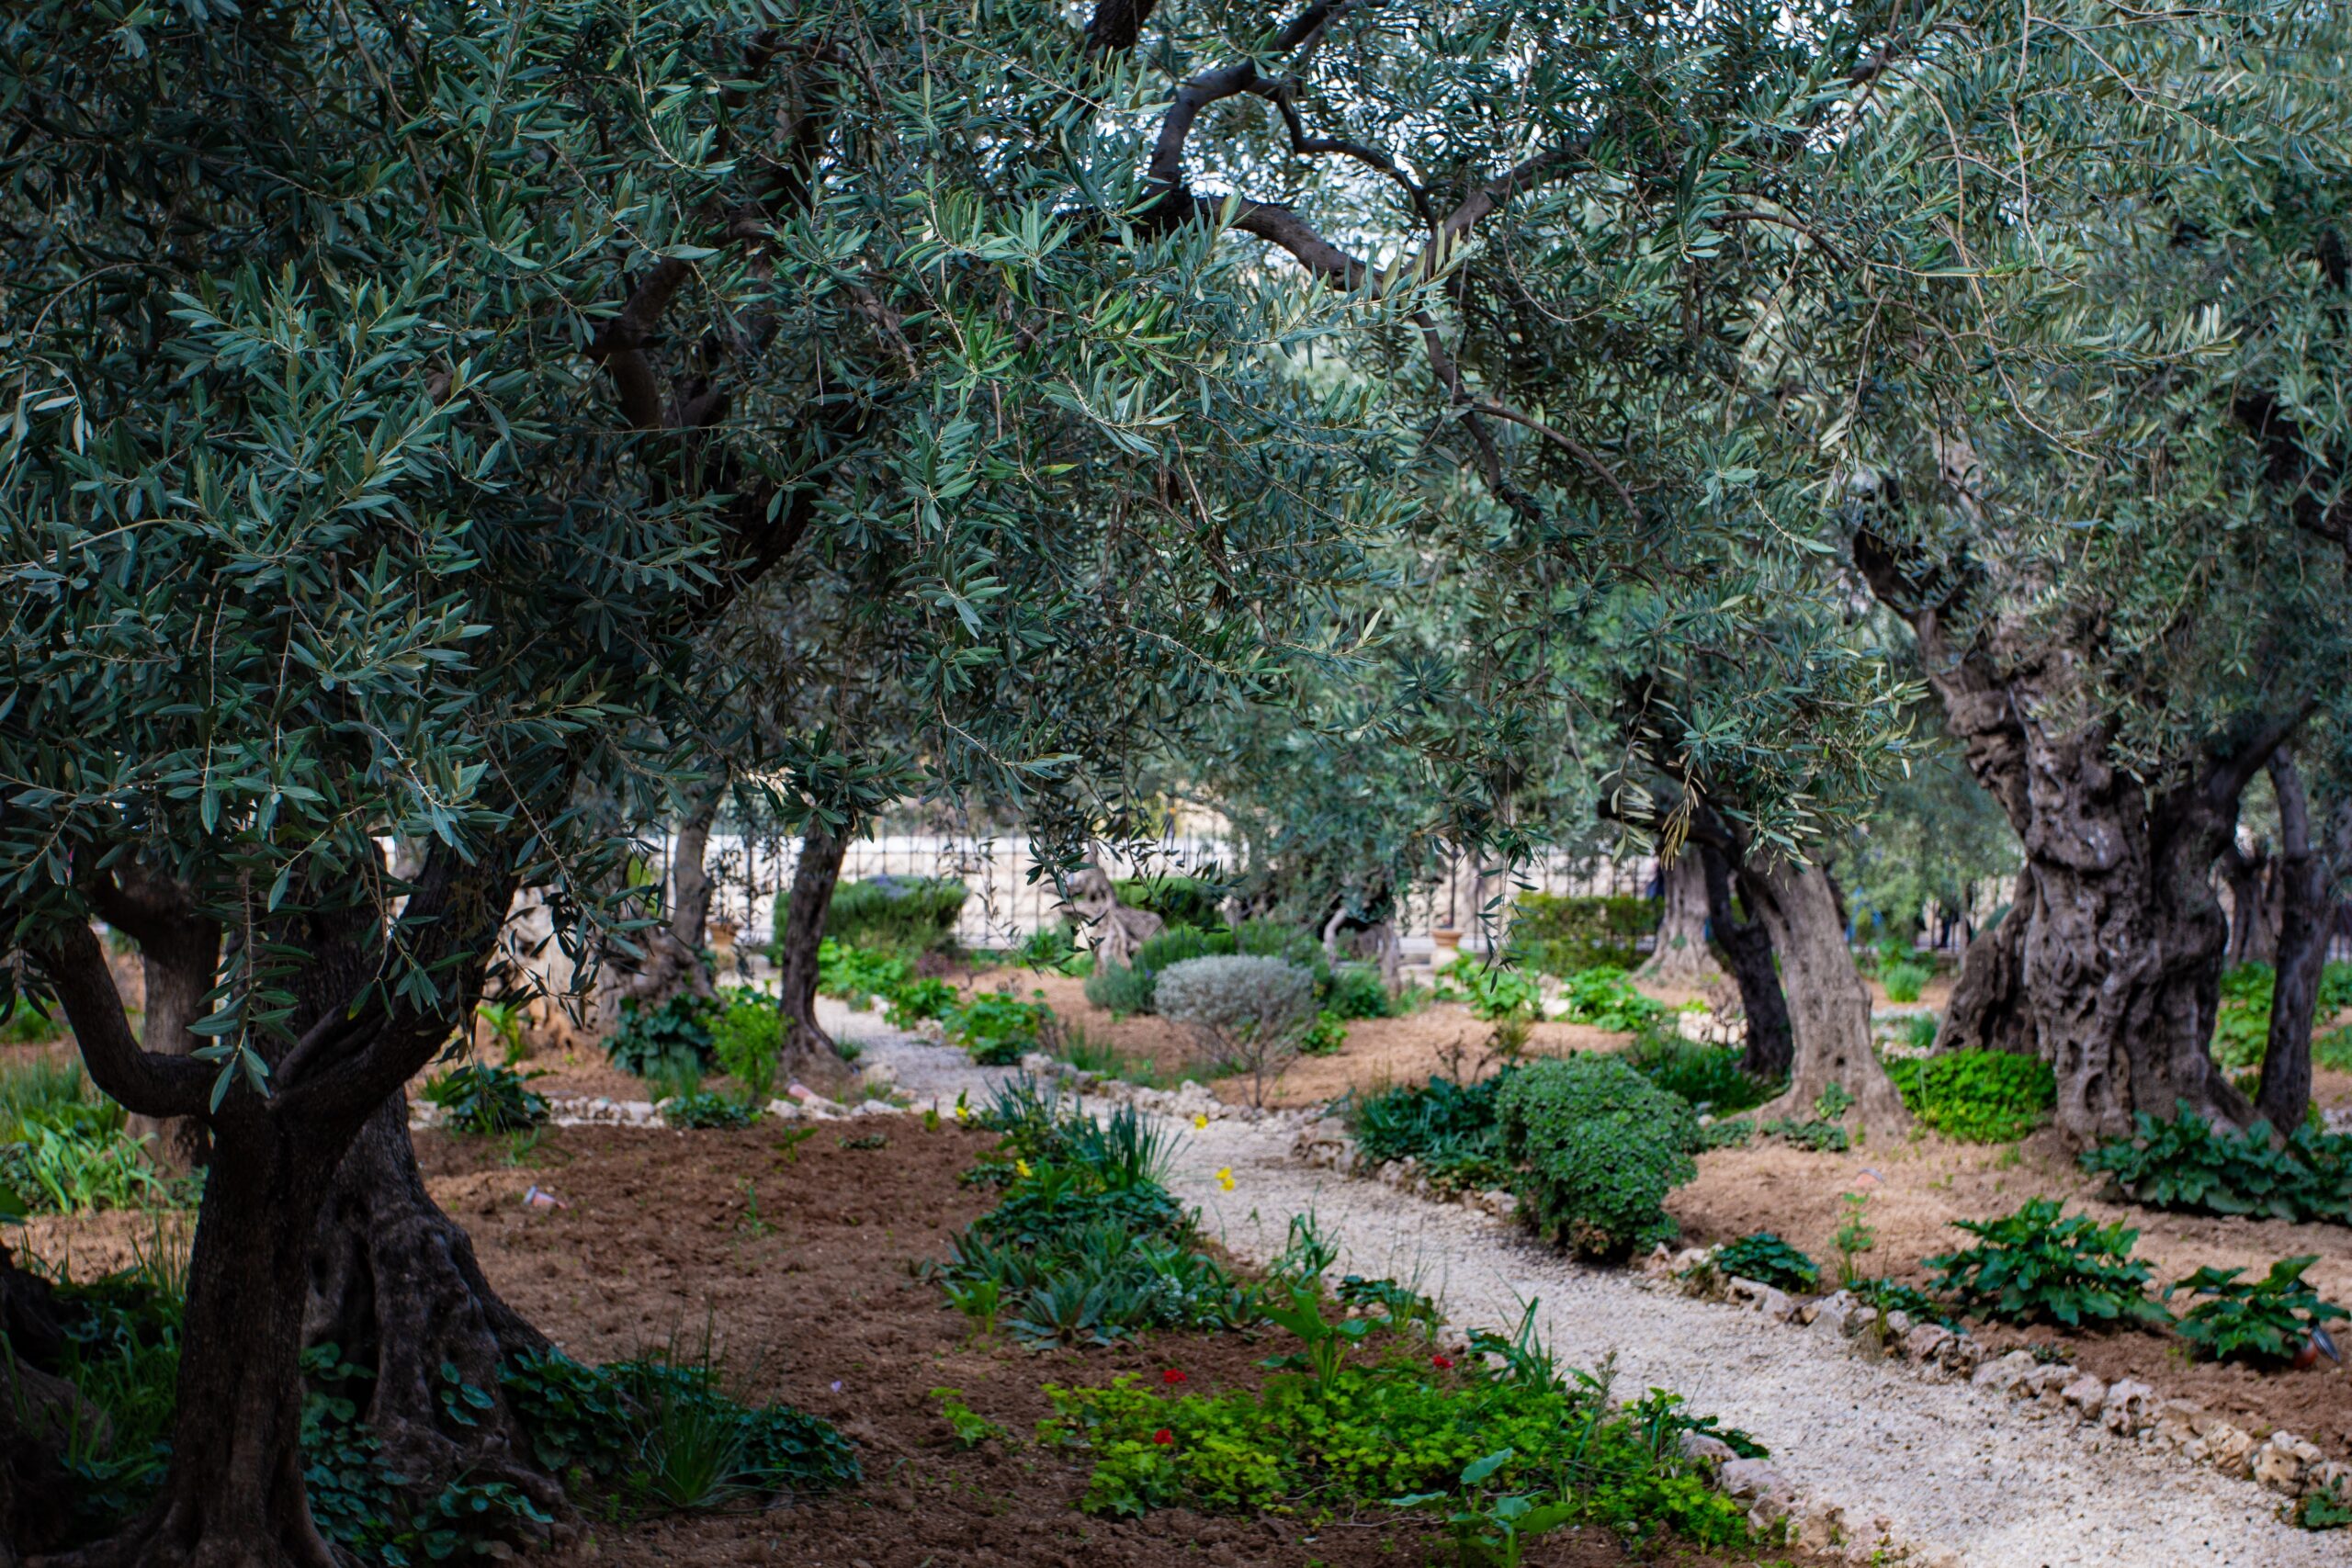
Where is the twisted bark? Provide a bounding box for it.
[2256,756,2351,1132]
[1741,855,1908,1138]
[775,823,848,1065]
[1636,848,1721,987]
[1936,871,2037,1056]
[1695,840,1792,1080]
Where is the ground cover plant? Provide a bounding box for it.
[1882,1050,2055,1143]
[2079,1105,2352,1225]
[0,1061,187,1215]
[1708,1233,1820,1293]
[1622,1036,1780,1115]
[2165,1256,2348,1367]
[1554,967,1667,1032]
[417,1066,548,1136]
[1923,1198,2169,1329]
[1498,1056,1701,1258]
[606,993,719,1080]
[942,988,1056,1066]
[1349,1072,1514,1194]
[1155,955,1316,1105]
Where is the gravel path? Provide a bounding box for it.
[859,1025,2346,1568]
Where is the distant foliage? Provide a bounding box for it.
[882,976,957,1030]
[419,1065,548,1134]
[1711,1233,1820,1293]
[1435,957,1544,1023]
[1879,962,1930,1004]
[711,991,784,1103]
[1507,894,1657,976]
[2167,1256,2348,1366]
[1924,1198,2169,1328]
[813,940,913,1010]
[1156,956,1316,1101]
[607,993,718,1079]
[2079,1104,2352,1225]
[1497,1055,1699,1258]
[1299,1010,1349,1056]
[1080,923,1226,1016]
[1622,1036,1779,1115]
[1882,1050,2054,1143]
[2210,963,2275,1070]
[777,875,967,954]
[1554,967,1666,1031]
[1322,964,1394,1021]
[0,1060,187,1214]
[1350,1072,1513,1192]
[1112,875,1226,932]
[944,989,1056,1066]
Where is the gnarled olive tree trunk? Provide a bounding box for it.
[2256,756,2351,1133]
[2220,839,2278,968]
[1636,848,1720,987]
[1695,840,1792,1080]
[82,870,219,1174]
[775,822,848,1065]
[1740,855,1908,1138]
[1936,870,2037,1055]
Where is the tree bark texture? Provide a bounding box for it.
[0,1243,96,1560]
[1696,841,1792,1080]
[1853,528,2287,1144]
[2220,840,2277,968]
[81,869,219,1174]
[1636,848,1722,987]
[1740,856,1908,1137]
[775,823,848,1064]
[2256,757,2351,1133]
[667,789,721,956]
[1936,871,2038,1055]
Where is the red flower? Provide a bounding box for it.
[1162,1369,1187,1384]
[1152,1428,1174,1446]
[1430,1354,1454,1370]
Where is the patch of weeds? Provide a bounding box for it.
[1881,1051,2054,1144]
[2166,1255,2347,1366]
[2296,1478,2352,1530]
[944,987,1055,1066]
[1709,1233,1819,1292]
[1832,1192,1877,1288]
[1348,1072,1513,1194]
[662,1091,758,1130]
[420,1065,549,1134]
[932,1388,1007,1449]
[1925,1197,2168,1328]
[0,1061,191,1214]
[1757,1117,1849,1153]
[2080,1102,2352,1225]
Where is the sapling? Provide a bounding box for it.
[1833,1192,1877,1288]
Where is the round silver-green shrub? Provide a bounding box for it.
[1154,955,1316,1105]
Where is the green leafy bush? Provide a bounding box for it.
[1014,922,1091,976]
[710,990,783,1102]
[1079,923,1229,1016]
[0,1062,187,1214]
[662,1091,759,1130]
[778,874,967,953]
[1881,1050,2055,1143]
[419,1065,548,1134]
[813,939,913,1010]
[1622,1035,1778,1114]
[1711,1233,1819,1292]
[2211,963,2274,1070]
[1924,1198,2169,1328]
[1299,1010,1348,1056]
[606,992,718,1078]
[944,989,1055,1066]
[2079,1103,2352,1225]
[1112,875,1226,932]
[1043,1312,1753,1551]
[1879,962,1930,1004]
[1351,1073,1513,1192]
[1324,963,1394,1021]
[882,976,956,1030]
[1497,1055,1699,1258]
[1080,959,1157,1016]
[1436,958,1544,1023]
[2166,1255,2347,1365]
[1555,966,1665,1031]
[1506,893,1657,976]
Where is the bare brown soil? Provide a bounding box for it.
[1672,1132,2352,1460]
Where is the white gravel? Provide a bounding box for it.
[861,1025,2350,1568]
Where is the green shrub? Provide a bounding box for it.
[661,1090,759,1129]
[1506,893,1657,976]
[1078,923,1227,1016]
[606,992,718,1078]
[0,1002,62,1045]
[1497,1055,1699,1258]
[1015,923,1091,976]
[1881,1050,2055,1143]
[813,939,913,1010]
[2166,1255,2347,1365]
[1112,874,1226,931]
[1323,963,1393,1021]
[2211,962,2273,1070]
[1923,1197,2169,1328]
[1555,966,1665,1031]
[1043,1314,1753,1551]
[0,1062,187,1215]
[1757,1117,1849,1152]
[2079,1102,2352,1225]
[2317,1025,2352,1075]
[1156,955,1316,1102]
[1437,958,1544,1023]
[1081,959,1158,1016]
[777,874,967,953]
[1711,1233,1819,1292]
[1622,1035,1778,1114]
[1879,962,1930,1004]
[944,989,1054,1066]
[419,1065,548,1134]
[1900,1013,1940,1051]
[1351,1073,1513,1192]
[882,976,957,1030]
[1299,1010,1348,1056]
[710,990,783,1102]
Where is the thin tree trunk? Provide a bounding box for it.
[669,788,721,955]
[2256,758,2349,1133]
[1636,848,1721,987]
[775,823,848,1064]
[2220,840,2273,968]
[1936,870,2038,1055]
[83,869,219,1173]
[1741,856,1908,1138]
[1697,840,1792,1080]
[302,1099,563,1528]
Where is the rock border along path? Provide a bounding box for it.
[854,1021,2346,1568]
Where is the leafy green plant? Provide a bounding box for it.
[474,1000,528,1066]
[1054,1026,1177,1089]
[662,1091,759,1130]
[1324,964,1393,1021]
[1621,1034,1778,1114]
[606,992,718,1078]
[1299,1009,1348,1056]
[2210,962,2275,1070]
[1080,959,1157,1016]
[780,874,967,953]
[0,1001,63,1045]
[943,988,1054,1066]
[0,1064,187,1214]
[2079,1102,2352,1225]
[2165,1255,2348,1365]
[812,939,914,1010]
[1849,1277,1962,1330]
[1879,962,1930,1004]
[883,976,957,1030]
[932,1387,1006,1449]
[1015,922,1090,976]
[1349,1072,1513,1192]
[709,989,783,1103]
[1553,966,1665,1032]
[1900,1012,1940,1051]
[1757,1116,1849,1153]
[1832,1192,1877,1288]
[1505,893,1657,976]
[1924,1198,2169,1328]
[2297,1479,2352,1530]
[1112,875,1227,931]
[1394,1449,1579,1568]
[1437,959,1543,1024]
[1711,1233,1818,1292]
[2316,1025,2352,1075]
[1496,1055,1699,1258]
[1882,1050,2055,1143]
[420,1064,549,1135]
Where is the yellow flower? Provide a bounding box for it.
[1216,1167,1235,1191]
[1193,1113,1209,1131]
[952,1102,967,1121]
[1015,1158,1033,1178]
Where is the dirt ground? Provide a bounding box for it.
[16,1119,1826,1568]
[1672,1131,2352,1460]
